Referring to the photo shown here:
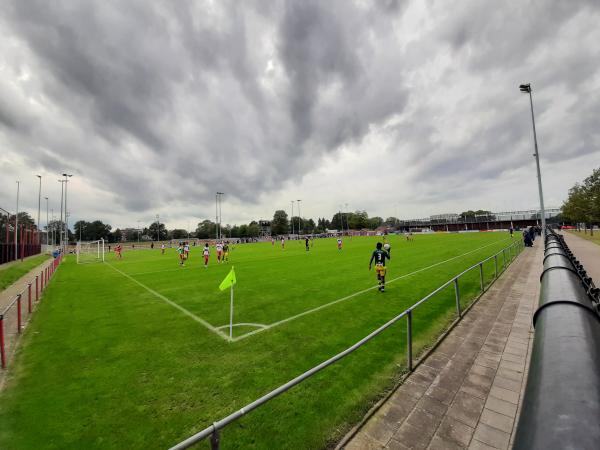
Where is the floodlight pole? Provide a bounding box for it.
[156,214,160,242]
[44,197,49,246]
[297,199,302,236]
[520,83,547,236]
[217,192,224,240]
[62,174,72,251]
[15,181,20,260]
[36,175,42,235]
[290,201,295,235]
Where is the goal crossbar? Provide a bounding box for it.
[76,239,105,264]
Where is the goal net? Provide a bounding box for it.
[76,239,105,264]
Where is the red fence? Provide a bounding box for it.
[1,223,42,265]
[0,254,62,369]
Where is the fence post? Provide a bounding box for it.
[41,270,44,292]
[211,429,220,450]
[494,255,498,279]
[28,283,32,314]
[407,310,413,371]
[0,315,5,368]
[36,275,39,301]
[479,263,484,292]
[17,294,22,333]
[502,249,506,270]
[454,278,461,317]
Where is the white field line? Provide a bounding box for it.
[232,238,510,342]
[104,262,230,341]
[216,322,268,330]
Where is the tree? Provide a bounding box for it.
[331,212,344,230]
[562,168,600,234]
[195,220,216,239]
[111,228,123,243]
[247,222,260,237]
[348,210,369,229]
[304,218,316,234]
[385,217,399,227]
[271,210,289,235]
[317,217,330,232]
[170,229,188,239]
[368,216,384,229]
[148,221,168,240]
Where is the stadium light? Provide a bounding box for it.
[62,174,73,250]
[36,175,42,233]
[44,197,49,246]
[156,214,160,242]
[297,199,302,236]
[15,181,20,260]
[290,201,295,235]
[519,83,547,235]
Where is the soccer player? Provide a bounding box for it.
[305,237,310,251]
[223,242,229,263]
[161,243,166,255]
[216,241,223,263]
[337,238,343,250]
[177,243,185,266]
[281,237,285,249]
[115,244,122,259]
[184,242,190,260]
[203,243,210,267]
[369,242,391,292]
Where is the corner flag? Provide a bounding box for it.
[219,267,236,291]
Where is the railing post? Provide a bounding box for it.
[494,255,498,279]
[211,428,220,450]
[41,270,44,292]
[36,275,39,301]
[502,249,506,270]
[17,294,22,333]
[407,310,413,371]
[28,283,32,314]
[479,263,484,292]
[0,315,5,368]
[454,278,461,317]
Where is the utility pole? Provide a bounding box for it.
[62,173,72,250]
[156,214,160,242]
[291,201,295,235]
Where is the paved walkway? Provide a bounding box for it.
[0,256,51,312]
[563,232,600,282]
[342,241,543,450]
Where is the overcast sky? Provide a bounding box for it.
[1,0,598,230]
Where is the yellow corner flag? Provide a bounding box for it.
[219,266,237,291]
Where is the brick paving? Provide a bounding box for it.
[341,240,543,450]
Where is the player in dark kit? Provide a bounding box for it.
[369,242,391,292]
[305,237,310,251]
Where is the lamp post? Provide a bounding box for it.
[217,192,224,240]
[137,220,141,242]
[290,201,295,235]
[62,174,72,250]
[15,181,20,260]
[44,197,49,246]
[297,199,302,236]
[519,83,547,235]
[36,175,42,234]
[156,214,160,242]
[58,179,65,248]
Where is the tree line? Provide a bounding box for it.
[562,168,600,234]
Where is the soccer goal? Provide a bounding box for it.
[76,239,105,264]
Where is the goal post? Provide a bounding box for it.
[76,239,105,264]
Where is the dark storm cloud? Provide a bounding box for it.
[0,0,410,210]
[0,0,599,221]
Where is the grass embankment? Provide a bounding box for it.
[0,254,52,293]
[0,233,516,449]
[568,230,600,245]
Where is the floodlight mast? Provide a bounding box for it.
[15,181,20,259]
[297,199,302,236]
[519,83,547,235]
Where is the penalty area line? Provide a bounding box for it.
[232,238,510,342]
[104,262,230,341]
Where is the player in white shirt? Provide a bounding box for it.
[184,243,190,260]
[337,238,343,250]
[161,243,165,255]
[216,242,224,263]
[202,244,210,268]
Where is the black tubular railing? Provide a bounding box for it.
[513,230,600,449]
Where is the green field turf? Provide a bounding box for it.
[0,232,519,449]
[0,254,51,293]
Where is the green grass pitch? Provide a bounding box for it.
[0,232,516,449]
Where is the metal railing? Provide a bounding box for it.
[170,239,524,449]
[514,231,600,449]
[0,253,63,369]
